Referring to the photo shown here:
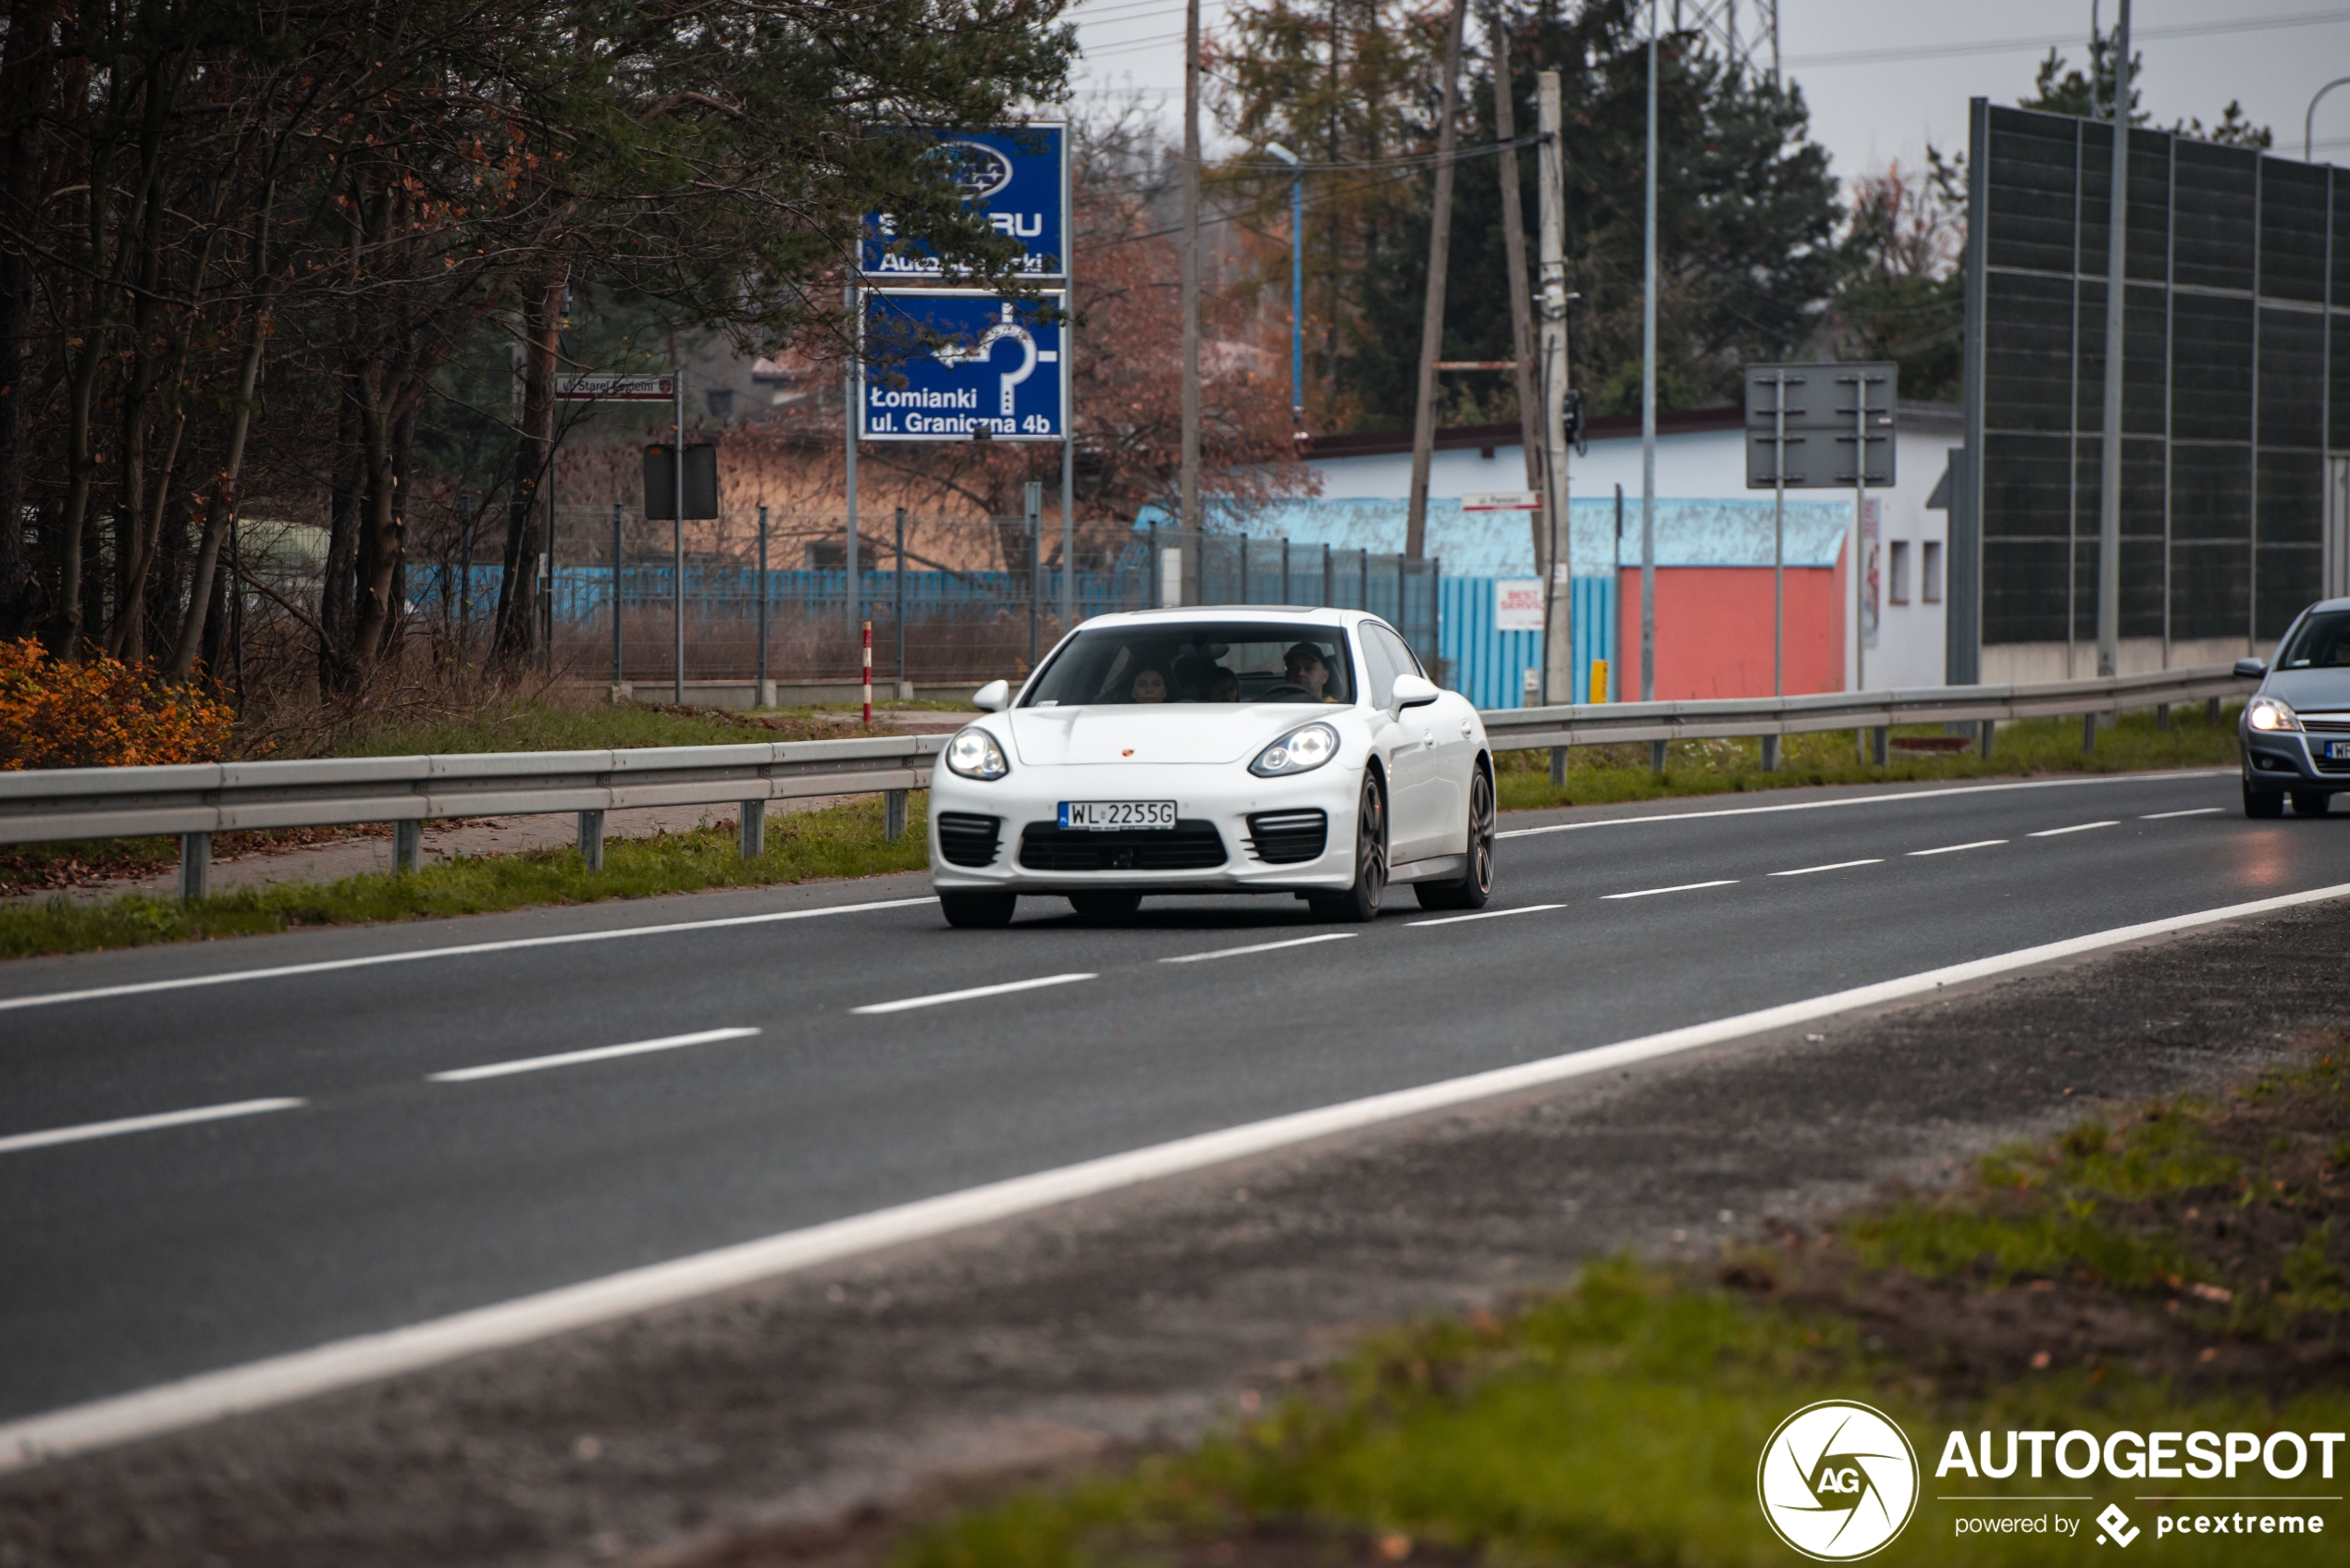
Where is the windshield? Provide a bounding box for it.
[1022,623,1356,708]
[2275,610,2350,671]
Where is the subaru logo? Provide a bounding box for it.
[934,141,1014,201]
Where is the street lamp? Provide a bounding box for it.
[2308,76,2350,161]
[1266,142,1305,424]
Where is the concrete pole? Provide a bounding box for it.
[1537,70,1573,707]
[1404,0,1469,561]
[1490,8,1543,536]
[2096,0,2132,680]
[1180,0,1202,536]
[1639,2,1658,702]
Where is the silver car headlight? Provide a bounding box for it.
[2246,696,2301,733]
[945,727,1010,780]
[1250,722,1340,777]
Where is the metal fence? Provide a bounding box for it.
[412,510,1443,688]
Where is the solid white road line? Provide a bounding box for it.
[1406,903,1565,927]
[427,1028,761,1084]
[1908,839,2008,857]
[0,1098,303,1157]
[1601,880,1738,900]
[1495,769,2230,839]
[1160,933,1356,963]
[15,876,2350,1471]
[0,896,936,1016]
[849,972,1095,1015]
[2142,808,2223,820]
[2028,821,2120,837]
[1768,858,1884,877]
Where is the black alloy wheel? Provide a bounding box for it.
[2244,778,2285,819]
[1415,764,1495,911]
[2292,790,2332,817]
[1068,890,1144,921]
[939,890,1019,928]
[1309,773,1387,922]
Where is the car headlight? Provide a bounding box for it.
[945,727,1009,780]
[1250,722,1340,777]
[2246,696,2301,733]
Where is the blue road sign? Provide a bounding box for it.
[860,290,1066,442]
[862,125,1067,280]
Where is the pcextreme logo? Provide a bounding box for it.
[1758,1401,1922,1561]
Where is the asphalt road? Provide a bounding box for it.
[4,766,2344,1425]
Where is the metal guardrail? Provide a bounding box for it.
[1480,664,2252,751]
[0,735,946,900]
[0,666,2250,902]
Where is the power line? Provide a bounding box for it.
[1783,6,2350,70]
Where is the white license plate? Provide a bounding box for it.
[1058,800,1177,831]
[2327,741,2350,760]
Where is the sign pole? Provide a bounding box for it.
[846,282,860,658]
[611,500,623,687]
[1773,373,1786,697]
[757,503,769,696]
[1853,374,1866,696]
[674,369,686,705]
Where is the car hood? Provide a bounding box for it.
[2264,668,2350,712]
[1007,704,1338,766]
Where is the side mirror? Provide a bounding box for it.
[972,678,1010,712]
[1391,673,1441,712]
[2232,658,2268,680]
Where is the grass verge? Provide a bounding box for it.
[1495,706,2240,812]
[0,794,930,959]
[900,1045,2350,1568]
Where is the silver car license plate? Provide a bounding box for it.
[1059,800,1177,831]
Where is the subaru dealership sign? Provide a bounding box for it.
[860,290,1065,442]
[862,125,1067,280]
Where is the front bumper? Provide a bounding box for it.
[2241,729,2350,790]
[927,759,1363,893]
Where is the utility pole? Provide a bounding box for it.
[2096,0,2132,680]
[1537,70,1573,707]
[1180,0,1202,543]
[1639,0,1659,702]
[1490,8,1542,559]
[1404,0,1469,561]
[1268,142,1305,422]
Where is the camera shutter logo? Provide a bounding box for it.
[1756,1401,1920,1560]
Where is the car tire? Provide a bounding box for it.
[1415,764,1494,910]
[938,890,1018,928]
[2244,779,2285,819]
[1309,773,1387,922]
[2292,790,2331,817]
[1068,891,1143,921]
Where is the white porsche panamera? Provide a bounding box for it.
[926,607,1496,927]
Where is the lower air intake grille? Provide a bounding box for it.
[1245,809,1329,864]
[936,812,1002,867]
[1018,821,1228,871]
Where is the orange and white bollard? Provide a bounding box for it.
[861,620,873,727]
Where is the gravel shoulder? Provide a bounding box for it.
[6,897,2347,1568]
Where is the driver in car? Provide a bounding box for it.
[1283,642,1334,700]
[1129,666,1169,703]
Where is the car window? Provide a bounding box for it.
[1357,629,1400,710]
[1366,624,1422,692]
[1022,622,1356,707]
[2275,610,2350,670]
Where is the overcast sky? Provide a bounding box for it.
[1065,0,2350,179]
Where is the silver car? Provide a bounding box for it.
[2237,597,2350,817]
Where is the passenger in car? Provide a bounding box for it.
[1130,666,1169,703]
[1205,666,1240,702]
[1169,652,1214,700]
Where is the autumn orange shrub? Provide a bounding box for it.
[0,639,238,771]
